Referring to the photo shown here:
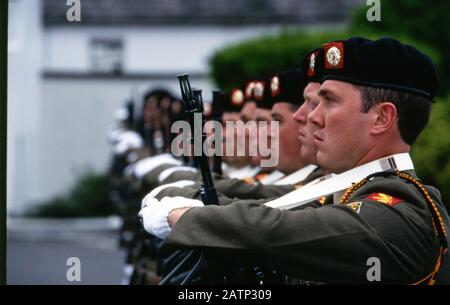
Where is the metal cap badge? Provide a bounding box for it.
[230,89,244,106]
[254,81,265,101]
[270,76,280,97]
[324,42,344,69]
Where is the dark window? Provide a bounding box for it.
[90,38,123,74]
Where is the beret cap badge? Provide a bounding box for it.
[324,42,344,69]
[245,81,256,100]
[310,53,316,71]
[230,89,244,106]
[307,51,318,76]
[254,81,265,101]
[270,76,280,97]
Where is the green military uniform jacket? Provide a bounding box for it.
[156,178,295,201]
[141,163,180,190]
[155,167,325,202]
[164,171,450,284]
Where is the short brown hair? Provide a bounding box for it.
[357,86,432,145]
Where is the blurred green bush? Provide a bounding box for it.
[412,96,450,212]
[210,30,341,91]
[27,172,114,218]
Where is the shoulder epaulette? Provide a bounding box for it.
[339,170,447,285]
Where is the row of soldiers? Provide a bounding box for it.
[107,87,186,284]
[109,36,450,284]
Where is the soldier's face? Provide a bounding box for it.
[250,108,273,168]
[309,80,372,173]
[221,111,250,166]
[222,111,237,162]
[143,96,159,124]
[240,102,257,161]
[293,82,321,165]
[271,103,305,174]
[240,102,256,122]
[222,112,241,124]
[160,97,171,110]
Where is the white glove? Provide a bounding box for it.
[139,196,204,239]
[113,131,144,155]
[141,180,196,209]
[108,128,125,145]
[115,107,129,122]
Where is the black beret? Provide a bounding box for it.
[269,68,305,105]
[320,37,439,99]
[222,88,245,113]
[211,90,224,119]
[302,48,324,84]
[244,80,257,102]
[253,79,274,110]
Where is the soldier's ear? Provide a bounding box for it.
[369,102,397,135]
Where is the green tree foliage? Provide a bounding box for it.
[349,0,450,95]
[27,172,113,218]
[412,96,450,212]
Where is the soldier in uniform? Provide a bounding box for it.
[140,37,450,284]
[149,68,327,202]
[222,87,252,172]
[153,53,336,201]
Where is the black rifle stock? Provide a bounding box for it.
[178,74,219,205]
[211,90,223,175]
[158,74,219,285]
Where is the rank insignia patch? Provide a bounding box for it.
[347,201,363,213]
[367,193,402,206]
[324,42,344,69]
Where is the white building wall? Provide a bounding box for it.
[7,0,42,214]
[42,25,285,73]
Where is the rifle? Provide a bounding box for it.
[211,90,224,175]
[158,74,219,285]
[177,74,219,205]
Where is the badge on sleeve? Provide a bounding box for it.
[367,193,402,206]
[347,201,363,213]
